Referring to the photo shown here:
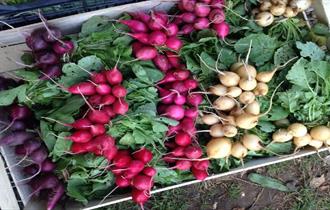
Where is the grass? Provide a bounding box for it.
[290,188,330,210]
[227,183,241,200]
[266,161,291,176]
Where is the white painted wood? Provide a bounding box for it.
[0,154,20,210]
[313,0,330,27]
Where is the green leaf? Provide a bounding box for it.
[0,85,27,106]
[132,64,164,84]
[80,16,109,37]
[154,167,193,185]
[40,120,57,151]
[157,117,179,126]
[265,142,293,155]
[67,176,89,204]
[134,103,157,116]
[132,130,146,144]
[51,132,72,160]
[296,41,325,61]
[48,96,85,119]
[119,133,135,145]
[257,121,276,133]
[152,121,168,133]
[248,173,291,192]
[286,58,316,90]
[274,44,297,66]
[77,55,104,71]
[13,69,39,80]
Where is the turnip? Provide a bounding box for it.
[260,1,272,11]
[166,37,183,51]
[226,87,242,98]
[290,0,312,12]
[287,123,308,137]
[219,71,240,87]
[245,101,260,115]
[229,107,245,117]
[213,96,236,111]
[270,4,286,16]
[239,91,255,105]
[310,126,330,141]
[293,134,312,149]
[184,145,203,159]
[133,148,153,164]
[241,134,263,151]
[284,7,299,18]
[213,22,230,39]
[274,118,290,128]
[223,115,236,126]
[191,167,208,180]
[206,137,232,159]
[222,124,237,137]
[202,114,221,125]
[230,62,243,72]
[194,18,210,30]
[231,142,248,160]
[195,3,211,17]
[175,132,192,146]
[165,105,185,120]
[119,20,149,33]
[209,84,227,96]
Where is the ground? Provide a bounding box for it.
[105,153,330,210]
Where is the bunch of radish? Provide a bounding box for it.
[175,0,230,39]
[25,26,74,80]
[107,148,156,206]
[0,104,64,210]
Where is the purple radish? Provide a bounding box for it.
[29,174,59,196]
[0,131,34,146]
[40,65,62,80]
[11,121,27,131]
[26,35,48,51]
[47,184,64,210]
[30,147,48,164]
[53,40,74,55]
[42,27,62,43]
[23,165,39,175]
[182,0,196,12]
[10,105,32,120]
[41,159,56,172]
[36,52,59,65]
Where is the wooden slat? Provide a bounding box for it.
[313,0,330,26]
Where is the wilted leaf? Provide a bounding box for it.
[248,173,291,192]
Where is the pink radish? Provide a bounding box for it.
[88,95,102,106]
[112,85,127,98]
[101,95,116,105]
[171,147,185,157]
[132,175,153,190]
[213,22,230,39]
[200,0,212,3]
[182,0,196,12]
[153,54,171,72]
[53,40,74,55]
[87,110,111,124]
[180,118,196,134]
[70,118,92,130]
[68,82,96,95]
[167,124,181,135]
[157,72,176,85]
[174,94,186,105]
[211,0,225,9]
[179,24,194,35]
[165,105,185,120]
[194,18,210,30]
[136,46,158,60]
[91,72,107,83]
[184,79,198,90]
[208,9,225,24]
[165,142,177,149]
[143,167,157,177]
[187,93,203,106]
[90,124,106,136]
[172,81,188,93]
[195,3,211,17]
[172,160,192,170]
[159,88,175,104]
[128,32,150,44]
[165,51,182,68]
[192,167,208,180]
[185,108,198,118]
[115,176,131,187]
[175,132,192,146]
[181,13,196,23]
[173,69,190,80]
[119,20,149,33]
[184,146,203,159]
[149,31,167,46]
[165,23,179,36]
[95,83,112,95]
[113,99,129,115]
[104,67,123,85]
[192,160,209,170]
[132,188,149,205]
[129,12,151,23]
[166,37,183,51]
[149,12,167,30]
[133,148,153,163]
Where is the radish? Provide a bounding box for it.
[184,79,198,90]
[149,31,167,46]
[287,123,308,137]
[119,20,149,33]
[166,37,183,51]
[143,167,157,177]
[0,131,34,146]
[129,12,151,23]
[53,40,74,55]
[171,147,186,157]
[174,94,186,105]
[191,167,208,180]
[68,82,96,95]
[166,51,182,68]
[175,132,192,146]
[149,12,167,30]
[113,151,132,168]
[88,95,102,106]
[128,160,145,174]
[179,24,194,35]
[104,67,123,85]
[36,52,59,65]
[195,3,211,17]
[103,106,116,118]
[41,26,62,43]
[211,0,225,8]
[165,105,185,120]
[153,54,171,72]
[172,81,188,93]
[132,41,144,56]
[180,118,196,134]
[26,35,48,51]
[101,95,116,106]
[87,110,111,124]
[10,104,32,120]
[115,176,131,188]
[41,159,56,172]
[208,9,225,24]
[47,184,64,210]
[136,46,158,60]
[173,69,191,80]
[131,188,150,205]
[132,175,153,190]
[187,93,203,107]
[206,137,232,159]
[126,32,150,44]
[112,85,127,98]
[29,174,59,196]
[181,13,197,23]
[70,118,92,130]
[67,130,92,143]
[95,83,112,95]
[192,160,209,170]
[182,0,196,12]
[133,148,153,163]
[89,124,106,136]
[159,88,175,104]
[157,73,176,85]
[163,154,177,163]
[184,146,203,159]
[29,147,49,165]
[185,108,198,119]
[213,22,230,39]
[310,126,330,141]
[113,99,129,115]
[171,160,192,170]
[39,65,62,80]
[194,18,209,30]
[11,121,27,131]
[165,23,179,36]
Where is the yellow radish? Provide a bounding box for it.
[231,142,248,159]
[253,82,269,96]
[209,124,224,137]
[226,86,242,98]
[223,115,236,126]
[310,126,330,141]
[241,134,263,151]
[272,129,293,143]
[222,124,238,137]
[284,7,298,18]
[213,96,236,111]
[309,139,323,149]
[270,4,286,16]
[255,12,274,27]
[230,62,243,72]
[209,84,227,96]
[260,1,272,11]
[230,107,245,117]
[206,137,232,159]
[202,114,221,125]
[274,118,290,127]
[239,78,257,91]
[287,123,308,137]
[245,101,260,115]
[234,65,257,79]
[219,71,240,87]
[293,134,312,149]
[239,91,256,105]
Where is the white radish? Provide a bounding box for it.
[219,71,240,87]
[255,12,274,27]
[209,84,227,96]
[272,129,293,143]
[287,123,308,137]
[231,142,248,159]
[241,134,263,151]
[209,124,224,137]
[226,86,242,98]
[293,134,312,149]
[230,107,245,117]
[230,62,243,72]
[284,7,299,18]
[239,78,257,91]
[253,82,269,96]
[308,139,323,149]
[270,4,286,16]
[234,65,257,79]
[213,96,236,111]
[239,91,255,105]
[206,137,232,159]
[310,126,330,141]
[223,115,236,126]
[245,101,260,115]
[222,124,238,137]
[260,1,272,11]
[202,114,221,125]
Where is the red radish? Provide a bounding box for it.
[163,154,176,163]
[154,11,168,23]
[103,147,118,161]
[172,81,188,93]
[68,82,96,95]
[185,108,198,119]
[167,124,181,135]
[143,167,157,177]
[172,160,192,170]
[122,170,139,179]
[149,12,167,30]
[127,32,149,44]
[136,46,158,60]
[187,93,203,106]
[166,51,182,68]
[171,147,185,157]
[119,20,149,33]
[128,160,145,174]
[129,12,151,23]
[111,167,123,175]
[132,42,144,56]
[184,145,203,159]
[153,54,171,72]
[165,142,177,149]
[87,110,111,124]
[53,40,74,55]
[192,160,209,170]
[70,118,92,130]
[194,18,210,30]
[101,95,116,105]
[113,151,132,168]
[131,188,149,205]
[184,79,198,90]
[165,23,179,36]
[115,176,131,187]
[213,22,230,39]
[200,0,212,3]
[174,94,186,105]
[103,106,116,118]
[93,134,116,149]
[149,31,167,46]
[182,0,196,12]
[165,37,183,51]
[10,105,32,120]
[192,167,208,180]
[91,72,107,83]
[173,69,190,80]
[67,130,92,143]
[90,124,106,136]
[112,85,127,98]
[179,24,194,35]
[175,132,192,146]
[165,105,185,120]
[180,118,195,133]
[95,83,112,95]
[157,72,176,84]
[195,3,211,17]
[132,175,153,190]
[113,99,129,115]
[105,67,123,85]
[211,0,225,9]
[181,13,196,23]
[133,148,153,164]
[208,9,225,24]
[0,131,34,146]
[88,95,102,106]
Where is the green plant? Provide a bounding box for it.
[228,183,241,199]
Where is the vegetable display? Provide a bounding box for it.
[0,0,330,209]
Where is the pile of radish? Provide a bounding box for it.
[25,26,74,79]
[0,103,64,210]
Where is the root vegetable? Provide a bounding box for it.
[230,107,245,117]
[272,129,293,143]
[195,3,211,17]
[293,134,312,149]
[256,70,276,83]
[133,148,153,164]
[239,91,255,105]
[231,142,248,159]
[202,114,220,125]
[241,134,263,151]
[132,175,153,190]
[235,113,258,129]
[230,62,243,72]
[255,12,274,27]
[288,123,308,137]
[234,65,257,78]
[219,71,240,87]
[191,167,208,180]
[310,126,330,141]
[209,124,224,137]
[165,105,185,120]
[260,1,272,11]
[253,83,269,96]
[184,146,203,159]
[270,4,286,16]
[245,101,260,115]
[194,18,210,30]
[290,0,312,12]
[213,96,236,111]
[192,160,209,170]
[175,132,192,146]
[309,139,323,149]
[206,137,232,159]
[226,87,242,98]
[284,7,299,18]
[213,22,230,39]
[274,118,290,127]
[209,84,227,96]
[222,124,237,137]
[239,78,257,91]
